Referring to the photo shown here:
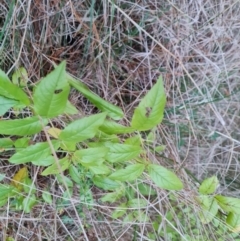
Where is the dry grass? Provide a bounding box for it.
[1,0,240,240]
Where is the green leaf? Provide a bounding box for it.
[23,195,37,213]
[12,67,28,87]
[124,135,142,146]
[93,176,121,191]
[0,138,13,151]
[111,204,127,219]
[89,165,111,175]
[0,116,48,136]
[197,195,219,224]
[226,212,240,233]
[0,96,18,115]
[0,69,30,105]
[59,113,106,142]
[0,198,8,207]
[60,141,76,151]
[67,75,123,120]
[99,120,135,134]
[14,137,30,149]
[127,198,148,208]
[137,183,157,196]
[33,61,70,118]
[42,191,53,204]
[131,77,166,131]
[56,174,73,188]
[9,141,59,164]
[64,101,79,115]
[199,176,219,195]
[101,189,124,203]
[147,164,183,191]
[31,156,55,166]
[41,157,70,176]
[109,164,145,181]
[105,143,142,163]
[69,165,81,184]
[96,131,119,143]
[215,195,240,214]
[0,185,14,199]
[74,147,109,166]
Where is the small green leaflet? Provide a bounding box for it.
[33,61,70,118]
[23,195,37,213]
[226,212,240,233]
[108,164,145,181]
[199,176,219,195]
[215,195,240,214]
[42,190,53,204]
[93,176,121,191]
[0,69,30,105]
[131,77,166,131]
[105,143,142,163]
[147,164,183,190]
[41,157,70,176]
[67,75,123,120]
[59,113,106,142]
[0,185,15,199]
[9,141,60,164]
[99,120,135,134]
[101,190,124,203]
[69,165,81,184]
[14,137,30,149]
[197,195,219,224]
[0,96,19,115]
[0,138,13,151]
[0,116,48,136]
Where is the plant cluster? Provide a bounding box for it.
[0,62,240,239]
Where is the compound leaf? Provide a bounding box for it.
[59,113,106,142]
[147,164,183,190]
[33,61,70,118]
[0,116,48,136]
[131,77,166,131]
